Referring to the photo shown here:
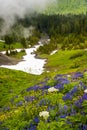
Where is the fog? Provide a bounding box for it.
[0,0,57,35]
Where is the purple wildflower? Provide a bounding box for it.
[82,93,87,100]
[33,117,40,124]
[63,105,68,112]
[16,101,23,107]
[63,93,72,101]
[3,106,10,111]
[60,114,67,118]
[41,85,50,90]
[54,74,63,80]
[79,124,87,130]
[47,105,56,111]
[26,86,39,92]
[79,82,87,90]
[58,78,69,85]
[39,99,50,106]
[72,72,83,79]
[24,96,35,102]
[74,100,82,108]
[0,121,2,125]
[29,126,37,130]
[70,86,78,95]
[4,128,9,130]
[54,83,63,90]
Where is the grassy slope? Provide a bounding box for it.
[41,49,87,75]
[44,0,87,15]
[0,42,24,51]
[0,65,87,129]
[1,39,87,129]
[0,68,46,107]
[0,42,26,60]
[1,49,87,107]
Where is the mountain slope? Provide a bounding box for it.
[44,0,87,15]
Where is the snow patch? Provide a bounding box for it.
[0,45,46,75]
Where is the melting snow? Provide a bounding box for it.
[0,45,46,75]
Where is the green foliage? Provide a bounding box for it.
[0,68,41,107]
[37,42,57,54]
[44,0,87,15]
[5,35,14,50]
[20,37,27,48]
[9,49,26,60]
[40,50,87,74]
[29,36,39,46]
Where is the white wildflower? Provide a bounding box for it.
[84,89,87,93]
[48,87,59,93]
[39,111,49,120]
[67,75,71,78]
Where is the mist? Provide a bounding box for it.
[0,0,57,35]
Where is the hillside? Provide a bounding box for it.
[1,1,87,129]
[44,0,87,15]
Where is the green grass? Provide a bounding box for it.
[0,42,24,51]
[0,49,87,108]
[0,42,7,51]
[9,50,26,60]
[0,67,87,129]
[41,49,87,74]
[0,68,43,107]
[11,42,24,49]
[44,0,87,15]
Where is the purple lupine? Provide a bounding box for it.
[79,81,87,90]
[70,86,78,95]
[63,93,72,101]
[79,124,87,130]
[0,121,2,125]
[39,99,50,106]
[41,85,50,90]
[74,100,82,108]
[63,105,68,112]
[70,105,77,115]
[16,101,23,107]
[4,128,9,130]
[58,78,69,85]
[54,74,63,80]
[54,83,63,90]
[74,93,87,108]
[72,72,83,79]
[82,93,87,100]
[29,122,37,130]
[24,96,35,102]
[3,106,10,111]
[26,85,39,92]
[47,105,56,111]
[29,126,37,130]
[63,86,78,101]
[59,114,67,118]
[33,117,40,124]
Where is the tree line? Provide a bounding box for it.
[2,13,87,53]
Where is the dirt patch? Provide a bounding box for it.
[0,53,20,65]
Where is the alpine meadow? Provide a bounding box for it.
[0,0,87,130]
